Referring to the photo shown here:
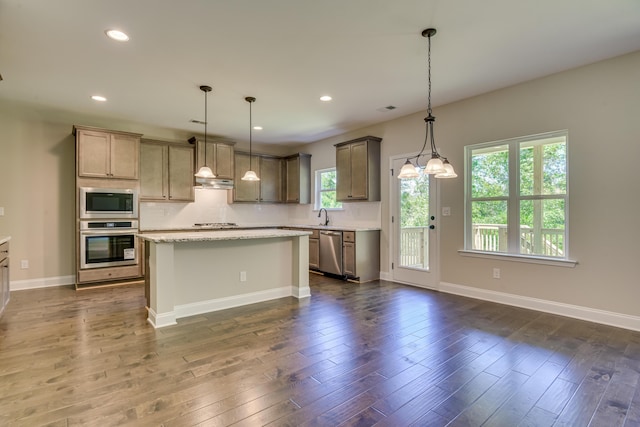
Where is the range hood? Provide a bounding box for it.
[195,177,234,189]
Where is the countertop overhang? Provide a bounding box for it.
[138,228,311,243]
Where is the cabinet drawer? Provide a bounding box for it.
[343,231,355,243]
[77,264,142,284]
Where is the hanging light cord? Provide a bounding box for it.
[203,88,208,166]
[248,99,252,170]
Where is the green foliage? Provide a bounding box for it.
[400,171,429,227]
[319,169,342,209]
[471,140,566,227]
[471,146,509,198]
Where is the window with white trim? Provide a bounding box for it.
[315,168,342,210]
[465,130,568,259]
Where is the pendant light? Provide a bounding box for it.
[241,96,260,181]
[398,28,457,179]
[195,85,216,183]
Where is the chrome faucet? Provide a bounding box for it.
[318,208,329,226]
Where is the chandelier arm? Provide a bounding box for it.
[429,120,440,158]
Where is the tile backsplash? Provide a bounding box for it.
[140,189,381,230]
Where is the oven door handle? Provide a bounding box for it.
[80,229,138,235]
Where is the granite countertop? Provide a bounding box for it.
[138,228,311,243]
[139,224,381,233]
[286,225,381,232]
[0,236,10,245]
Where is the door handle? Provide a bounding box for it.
[429,225,435,230]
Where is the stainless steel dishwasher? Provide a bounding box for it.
[319,230,343,276]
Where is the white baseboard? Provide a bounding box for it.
[379,271,391,281]
[173,286,293,322]
[293,285,311,298]
[147,308,177,328]
[439,281,640,332]
[11,275,75,291]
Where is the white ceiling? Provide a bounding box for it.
[1,0,640,146]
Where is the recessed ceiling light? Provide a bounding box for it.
[105,29,129,42]
[253,126,263,130]
[320,95,332,102]
[91,95,107,102]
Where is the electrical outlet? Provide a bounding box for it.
[21,259,29,269]
[493,268,501,279]
[442,207,451,216]
[240,271,247,282]
[0,207,4,216]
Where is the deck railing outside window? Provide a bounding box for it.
[400,224,564,267]
[472,224,564,256]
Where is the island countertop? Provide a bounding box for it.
[138,228,311,243]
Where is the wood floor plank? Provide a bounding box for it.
[3,276,640,426]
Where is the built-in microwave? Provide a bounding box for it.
[79,187,138,219]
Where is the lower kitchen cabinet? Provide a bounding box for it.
[0,240,9,317]
[342,230,380,283]
[308,229,319,269]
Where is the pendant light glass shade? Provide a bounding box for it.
[241,96,260,181]
[241,170,260,181]
[195,166,215,178]
[435,159,458,178]
[397,159,420,179]
[424,156,446,175]
[195,85,216,185]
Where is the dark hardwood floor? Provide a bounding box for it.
[1,274,640,426]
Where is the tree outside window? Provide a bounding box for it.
[315,168,342,210]
[466,131,568,258]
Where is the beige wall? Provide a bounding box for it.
[1,50,639,319]
[310,50,640,318]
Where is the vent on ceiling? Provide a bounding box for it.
[376,105,396,112]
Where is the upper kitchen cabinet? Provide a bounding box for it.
[285,153,311,204]
[259,155,284,203]
[335,136,381,202]
[74,125,141,180]
[140,140,195,202]
[195,139,235,180]
[232,152,260,202]
[231,152,283,203]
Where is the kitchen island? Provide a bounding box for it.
[139,228,311,328]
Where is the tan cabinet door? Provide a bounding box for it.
[286,157,300,202]
[140,143,168,200]
[77,130,110,178]
[109,134,139,179]
[167,145,194,201]
[234,153,260,202]
[336,144,352,201]
[259,157,283,202]
[349,141,368,199]
[309,238,319,269]
[214,143,234,179]
[343,241,356,276]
